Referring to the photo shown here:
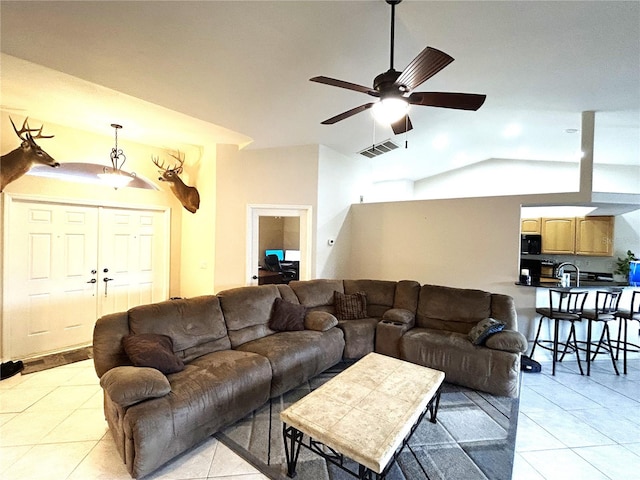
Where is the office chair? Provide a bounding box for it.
[264,254,296,284]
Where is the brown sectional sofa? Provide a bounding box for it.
[93,279,526,478]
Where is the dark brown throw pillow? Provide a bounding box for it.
[334,291,367,320]
[269,297,306,331]
[122,333,185,374]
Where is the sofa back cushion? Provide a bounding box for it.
[394,280,421,312]
[289,279,344,308]
[128,296,230,363]
[344,279,396,318]
[218,285,281,348]
[416,284,492,334]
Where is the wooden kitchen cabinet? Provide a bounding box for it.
[539,215,614,256]
[521,218,541,234]
[575,216,614,256]
[541,217,576,254]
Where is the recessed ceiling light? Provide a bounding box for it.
[565,128,579,134]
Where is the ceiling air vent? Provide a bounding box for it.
[358,139,399,158]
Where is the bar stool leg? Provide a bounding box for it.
[604,323,620,375]
[530,315,546,358]
[569,323,584,375]
[552,318,559,376]
[586,320,592,376]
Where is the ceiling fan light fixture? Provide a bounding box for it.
[372,97,409,124]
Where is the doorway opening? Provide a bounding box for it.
[247,205,312,285]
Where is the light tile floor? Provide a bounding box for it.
[1,356,638,480]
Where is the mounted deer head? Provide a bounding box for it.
[152,152,200,213]
[1,117,59,192]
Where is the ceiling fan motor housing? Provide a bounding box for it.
[373,69,407,98]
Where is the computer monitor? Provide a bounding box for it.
[265,249,284,261]
[629,260,640,286]
[284,249,300,262]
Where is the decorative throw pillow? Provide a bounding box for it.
[468,318,506,345]
[269,297,306,331]
[122,333,185,374]
[334,291,367,320]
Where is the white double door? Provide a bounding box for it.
[4,199,169,359]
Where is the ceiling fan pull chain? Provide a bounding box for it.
[405,116,409,149]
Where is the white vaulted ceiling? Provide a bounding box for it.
[1,0,638,183]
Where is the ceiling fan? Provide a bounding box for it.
[310,0,486,135]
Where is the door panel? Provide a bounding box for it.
[98,207,167,317]
[7,201,99,358]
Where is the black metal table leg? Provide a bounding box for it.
[429,387,442,423]
[283,423,303,478]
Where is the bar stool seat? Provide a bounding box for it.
[616,290,640,374]
[531,288,588,375]
[579,289,622,376]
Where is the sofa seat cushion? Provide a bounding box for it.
[400,327,520,397]
[337,317,380,360]
[145,350,272,437]
[236,328,344,397]
[118,349,271,478]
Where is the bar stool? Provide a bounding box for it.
[579,289,622,376]
[531,288,588,375]
[615,290,640,374]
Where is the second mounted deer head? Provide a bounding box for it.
[152,152,200,213]
[1,117,59,192]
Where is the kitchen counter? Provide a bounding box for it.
[515,281,629,288]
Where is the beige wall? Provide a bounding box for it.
[178,145,218,298]
[214,144,319,292]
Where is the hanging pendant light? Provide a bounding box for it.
[97,123,135,189]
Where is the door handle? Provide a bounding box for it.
[103,277,114,296]
[86,279,97,284]
[252,275,258,280]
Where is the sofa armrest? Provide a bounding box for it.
[100,366,171,407]
[484,330,528,354]
[382,308,415,327]
[305,311,338,332]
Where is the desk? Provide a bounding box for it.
[258,269,282,285]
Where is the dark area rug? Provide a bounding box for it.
[216,362,520,480]
[21,346,93,374]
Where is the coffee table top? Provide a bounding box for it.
[280,352,445,473]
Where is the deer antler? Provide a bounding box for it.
[151,155,167,171]
[10,117,54,141]
[168,151,185,174]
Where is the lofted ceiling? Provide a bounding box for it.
[1,0,638,183]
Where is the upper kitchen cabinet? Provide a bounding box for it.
[521,218,541,234]
[536,216,615,256]
[541,217,576,254]
[575,216,614,256]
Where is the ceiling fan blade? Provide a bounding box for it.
[390,115,413,135]
[396,47,454,91]
[310,76,379,96]
[321,103,376,124]
[409,92,487,111]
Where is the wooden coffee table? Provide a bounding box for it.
[280,352,445,479]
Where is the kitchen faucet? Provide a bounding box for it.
[556,262,580,287]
